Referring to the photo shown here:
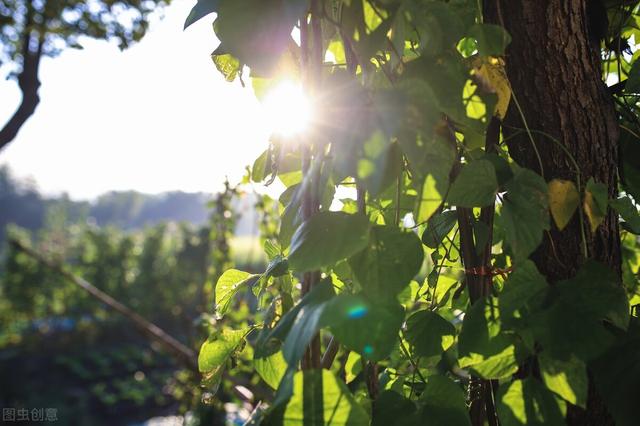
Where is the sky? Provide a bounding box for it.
[0,0,279,200]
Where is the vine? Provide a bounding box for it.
[185,1,640,425]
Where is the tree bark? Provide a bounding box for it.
[0,20,44,153]
[483,1,620,425]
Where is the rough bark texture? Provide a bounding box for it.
[483,1,620,425]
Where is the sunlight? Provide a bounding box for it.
[262,80,312,138]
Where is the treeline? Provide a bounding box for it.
[0,166,212,236]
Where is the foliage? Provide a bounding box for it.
[184,0,640,425]
[0,182,256,424]
[0,0,168,71]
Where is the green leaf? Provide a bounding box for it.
[252,149,269,183]
[547,179,579,231]
[539,353,588,408]
[324,294,404,361]
[501,166,549,260]
[591,319,640,426]
[255,350,287,390]
[584,178,608,233]
[415,174,444,223]
[417,375,471,426]
[212,52,241,82]
[448,160,499,207]
[372,391,417,426]
[184,0,220,29]
[405,310,455,358]
[468,23,512,56]
[198,328,250,393]
[279,185,304,248]
[345,352,362,384]
[528,261,629,361]
[289,212,370,272]
[199,328,249,372]
[499,260,546,321]
[264,240,282,259]
[556,260,629,330]
[214,0,308,75]
[410,2,465,56]
[282,280,336,366]
[349,225,424,298]
[620,131,640,199]
[411,134,457,223]
[263,280,333,345]
[458,298,523,379]
[496,378,566,426]
[610,196,640,234]
[422,210,457,249]
[283,369,370,425]
[626,58,640,93]
[358,133,402,197]
[215,269,261,316]
[265,255,289,279]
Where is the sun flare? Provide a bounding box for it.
[262,81,312,138]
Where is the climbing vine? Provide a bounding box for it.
[186,1,640,425]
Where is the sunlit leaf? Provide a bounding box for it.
[282,369,370,425]
[473,56,511,119]
[198,327,251,393]
[458,297,524,379]
[496,378,566,426]
[255,350,287,390]
[215,269,261,316]
[212,52,241,82]
[539,353,587,408]
[345,352,362,384]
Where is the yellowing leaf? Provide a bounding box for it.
[548,179,579,230]
[584,179,608,233]
[474,56,511,119]
[584,192,605,233]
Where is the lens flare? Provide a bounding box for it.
[347,304,368,319]
[262,81,312,137]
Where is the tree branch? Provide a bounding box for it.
[9,237,198,372]
[0,12,44,152]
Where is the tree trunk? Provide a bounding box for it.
[483,1,620,425]
[0,17,44,153]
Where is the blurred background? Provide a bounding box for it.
[0,0,279,424]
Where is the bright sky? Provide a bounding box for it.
[0,0,277,200]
